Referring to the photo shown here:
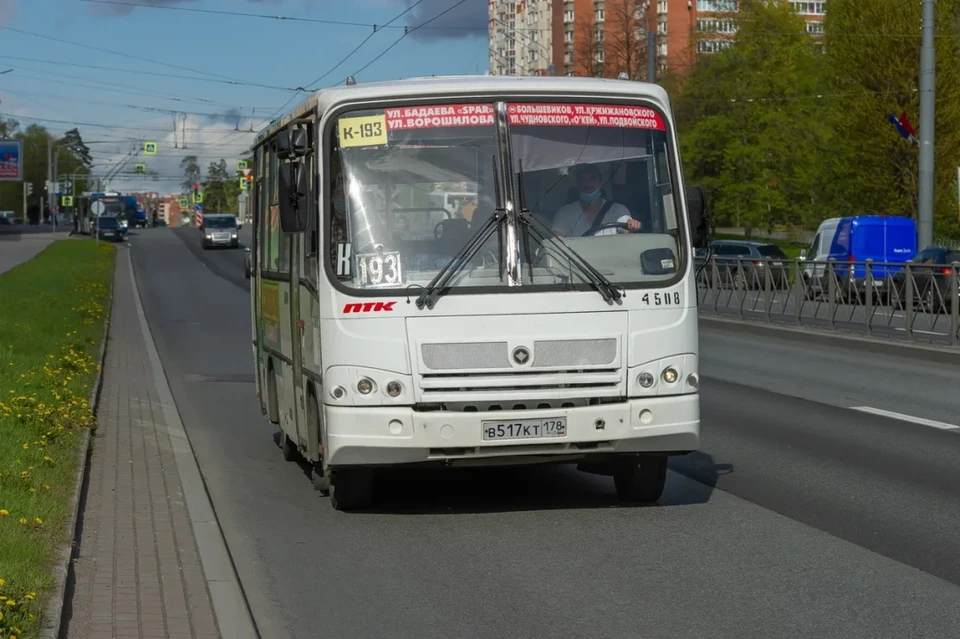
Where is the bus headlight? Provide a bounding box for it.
[357,378,375,394]
[330,386,346,400]
[686,373,699,389]
[637,372,655,388]
[661,367,679,384]
[385,381,402,397]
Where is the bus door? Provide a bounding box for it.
[289,230,309,453]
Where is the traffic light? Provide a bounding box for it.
[192,183,203,204]
[25,183,33,196]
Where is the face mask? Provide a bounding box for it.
[580,189,601,204]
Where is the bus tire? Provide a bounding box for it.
[307,394,331,495]
[613,454,667,505]
[329,469,374,511]
[265,364,280,424]
[278,430,298,462]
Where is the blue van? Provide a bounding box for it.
[801,216,917,299]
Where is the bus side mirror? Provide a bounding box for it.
[684,185,709,249]
[276,126,308,159]
[279,160,309,233]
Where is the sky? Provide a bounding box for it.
[0,0,489,195]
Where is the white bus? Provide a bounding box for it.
[248,75,709,511]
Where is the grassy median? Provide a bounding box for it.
[0,239,114,639]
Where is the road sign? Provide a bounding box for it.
[0,139,22,181]
[194,192,204,204]
[143,141,158,155]
[195,203,203,212]
[238,160,248,171]
[179,198,189,208]
[61,195,74,206]
[92,201,105,215]
[242,168,252,177]
[134,163,147,174]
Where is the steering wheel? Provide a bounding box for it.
[582,222,632,236]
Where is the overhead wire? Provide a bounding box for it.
[303,0,426,90]
[78,0,489,31]
[0,25,300,92]
[337,0,472,85]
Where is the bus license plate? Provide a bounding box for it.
[481,418,567,441]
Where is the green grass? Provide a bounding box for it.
[0,239,114,639]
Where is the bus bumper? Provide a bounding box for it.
[323,394,699,468]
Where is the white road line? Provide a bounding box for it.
[851,406,959,431]
[892,327,948,336]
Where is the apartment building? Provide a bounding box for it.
[488,0,826,78]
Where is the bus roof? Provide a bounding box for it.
[253,75,672,148]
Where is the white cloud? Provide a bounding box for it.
[96,116,264,196]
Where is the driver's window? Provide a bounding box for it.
[809,234,821,259]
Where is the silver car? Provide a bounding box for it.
[201,214,240,249]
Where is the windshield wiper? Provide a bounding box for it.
[415,157,505,310]
[515,160,622,303]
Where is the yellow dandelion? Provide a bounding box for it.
[34,517,43,525]
[0,510,8,517]
[4,599,15,606]
[24,593,35,601]
[18,518,26,525]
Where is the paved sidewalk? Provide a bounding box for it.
[0,232,70,276]
[62,247,228,639]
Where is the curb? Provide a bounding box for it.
[699,314,960,364]
[39,244,116,639]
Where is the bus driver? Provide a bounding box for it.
[551,164,642,238]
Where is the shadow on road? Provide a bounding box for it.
[668,451,734,499]
[272,428,732,514]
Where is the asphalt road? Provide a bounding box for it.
[125,227,960,639]
[698,283,958,344]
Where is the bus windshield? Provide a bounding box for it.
[329,101,682,292]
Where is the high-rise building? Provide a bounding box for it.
[488,0,826,79]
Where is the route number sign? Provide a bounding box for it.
[338,115,387,148]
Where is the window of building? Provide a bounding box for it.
[596,8,605,21]
[564,9,574,21]
[697,0,737,12]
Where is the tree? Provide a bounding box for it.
[56,128,93,196]
[825,0,960,239]
[599,0,651,81]
[203,159,231,213]
[674,0,831,236]
[180,155,201,194]
[573,15,604,77]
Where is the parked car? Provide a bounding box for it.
[695,239,791,289]
[891,245,960,313]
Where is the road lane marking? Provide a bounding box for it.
[851,406,959,431]
[892,327,948,336]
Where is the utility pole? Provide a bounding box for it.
[917,0,935,248]
[647,30,657,83]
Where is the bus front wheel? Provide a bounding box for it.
[613,455,667,505]
[329,469,374,511]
